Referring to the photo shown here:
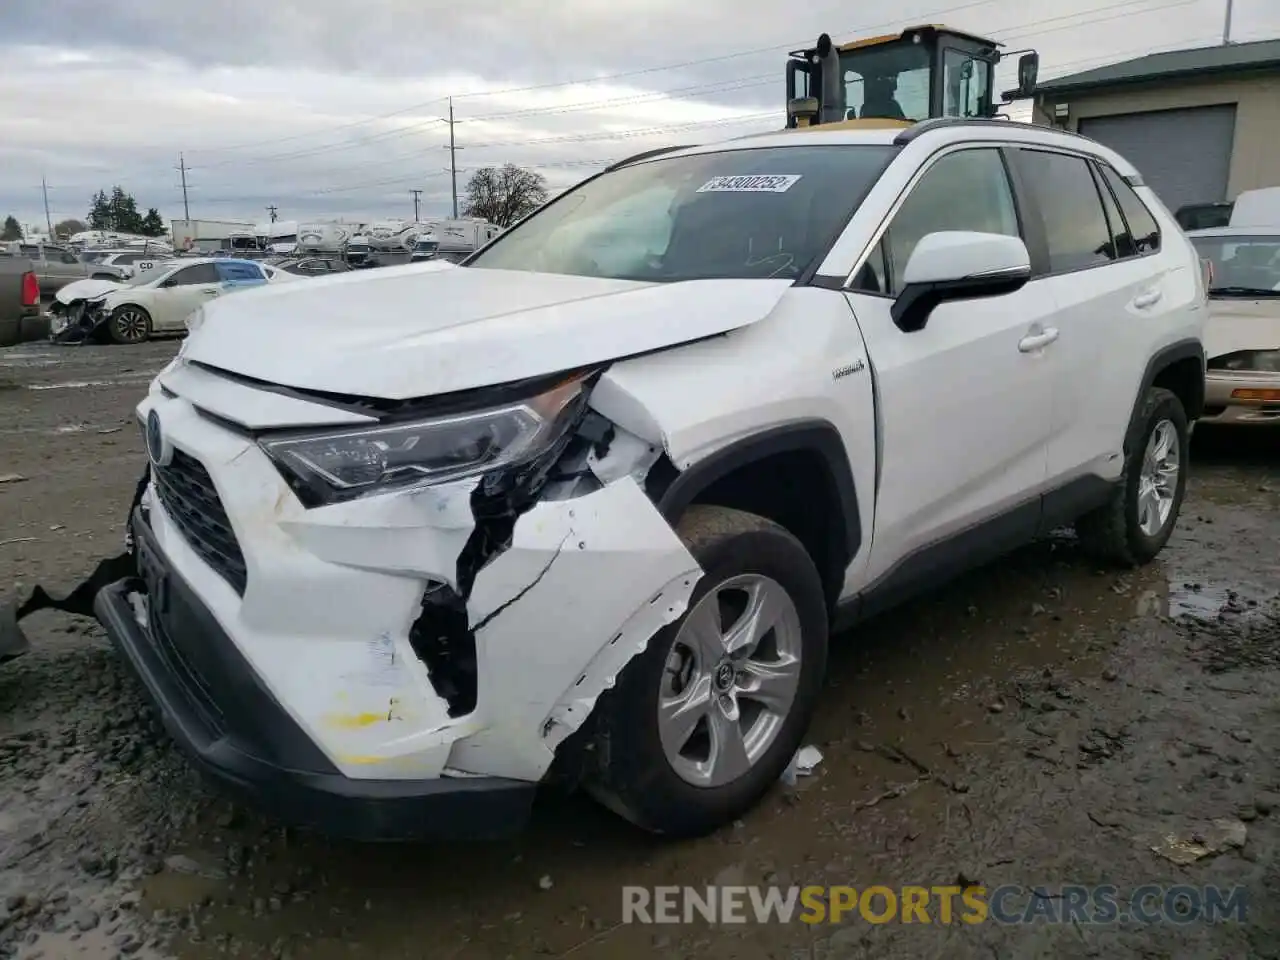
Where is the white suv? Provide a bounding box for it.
[61,118,1209,840]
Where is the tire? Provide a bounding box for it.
[586,505,829,837]
[108,305,152,345]
[1074,386,1189,567]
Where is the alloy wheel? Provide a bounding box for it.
[657,573,803,788]
[1137,418,1180,537]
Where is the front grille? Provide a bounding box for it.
[152,450,248,595]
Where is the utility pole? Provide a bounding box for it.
[41,177,53,236]
[410,189,422,222]
[448,97,459,219]
[266,205,278,223]
[1222,0,1234,43]
[177,154,191,220]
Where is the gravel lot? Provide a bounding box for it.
[1,339,1278,960]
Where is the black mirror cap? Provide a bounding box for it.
[890,270,1031,333]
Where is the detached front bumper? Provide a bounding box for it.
[1201,370,1280,425]
[95,508,537,841]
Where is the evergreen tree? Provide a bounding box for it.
[139,208,166,237]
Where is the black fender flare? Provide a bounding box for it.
[654,419,862,566]
[1125,337,1205,453]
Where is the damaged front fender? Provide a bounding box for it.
[446,475,701,781]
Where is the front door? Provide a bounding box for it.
[843,146,1055,589]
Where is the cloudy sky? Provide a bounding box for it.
[2,0,1277,232]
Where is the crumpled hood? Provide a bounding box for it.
[182,262,794,399]
[55,278,123,304]
[1205,299,1280,358]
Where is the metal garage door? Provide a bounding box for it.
[1078,104,1237,212]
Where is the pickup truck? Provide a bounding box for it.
[0,254,44,349]
[3,242,128,296]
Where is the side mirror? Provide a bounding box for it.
[890,231,1031,332]
[1016,52,1039,97]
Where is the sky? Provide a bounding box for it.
[2,0,1277,232]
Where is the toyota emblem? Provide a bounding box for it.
[145,409,171,466]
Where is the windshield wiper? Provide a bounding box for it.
[1207,286,1280,297]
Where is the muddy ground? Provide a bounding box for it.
[1,339,1278,960]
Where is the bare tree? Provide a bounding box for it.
[54,218,87,238]
[461,164,549,228]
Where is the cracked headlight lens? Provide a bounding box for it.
[260,374,588,504]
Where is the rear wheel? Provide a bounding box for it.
[1075,386,1189,566]
[587,505,828,837]
[108,305,152,345]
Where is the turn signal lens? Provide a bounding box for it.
[1230,388,1280,402]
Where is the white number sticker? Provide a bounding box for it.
[696,175,802,194]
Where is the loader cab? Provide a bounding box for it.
[785,25,1038,128]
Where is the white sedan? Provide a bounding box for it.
[51,258,300,344]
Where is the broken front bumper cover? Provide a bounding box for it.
[95,506,537,842]
[48,301,109,344]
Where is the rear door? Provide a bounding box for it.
[1006,147,1182,492]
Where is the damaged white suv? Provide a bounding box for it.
[53,118,1209,840]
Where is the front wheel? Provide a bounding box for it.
[587,505,829,837]
[1075,386,1189,566]
[108,305,152,345]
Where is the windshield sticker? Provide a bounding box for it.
[696,175,802,194]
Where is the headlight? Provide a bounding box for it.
[260,373,590,505]
[1209,350,1280,372]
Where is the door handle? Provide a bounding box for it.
[1132,289,1162,309]
[1018,327,1060,353]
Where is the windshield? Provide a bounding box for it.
[1190,235,1280,296]
[468,145,895,282]
[840,41,931,121]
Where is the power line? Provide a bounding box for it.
[186,23,1224,210]
[185,0,1193,175]
[184,0,998,157]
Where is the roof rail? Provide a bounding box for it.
[891,116,1042,144]
[891,115,1110,148]
[605,145,693,172]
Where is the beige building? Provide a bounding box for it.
[1033,38,1280,215]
